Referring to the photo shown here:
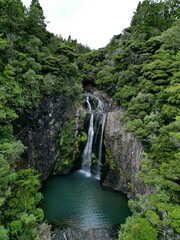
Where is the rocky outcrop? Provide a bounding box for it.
[52,227,118,240]
[36,223,52,240]
[103,108,148,199]
[15,96,78,181]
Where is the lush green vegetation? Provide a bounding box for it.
[0,0,90,238]
[78,0,180,239]
[0,0,179,239]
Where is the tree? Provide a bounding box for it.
[131,0,178,40]
[2,169,43,239]
[0,0,25,35]
[119,216,158,240]
[0,226,9,240]
[26,0,47,41]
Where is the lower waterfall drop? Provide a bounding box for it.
[81,93,106,179]
[81,113,94,172]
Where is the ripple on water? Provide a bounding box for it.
[41,170,131,230]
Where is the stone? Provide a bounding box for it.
[103,108,150,198]
[36,223,52,240]
[52,227,117,240]
[14,96,77,181]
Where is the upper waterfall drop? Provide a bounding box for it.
[81,93,106,179]
[86,95,92,111]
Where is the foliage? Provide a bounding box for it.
[0,226,9,240]
[0,0,179,238]
[119,215,158,240]
[0,0,89,238]
[104,135,115,171]
[78,1,180,239]
[54,118,76,172]
[1,169,43,239]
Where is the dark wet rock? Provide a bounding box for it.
[52,227,118,240]
[103,108,151,198]
[36,223,52,240]
[14,96,76,181]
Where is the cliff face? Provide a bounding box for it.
[15,96,77,181]
[82,90,148,198]
[15,90,149,198]
[103,108,148,198]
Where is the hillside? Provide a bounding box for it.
[0,0,179,239]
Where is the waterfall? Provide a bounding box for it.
[81,94,106,179]
[86,95,92,111]
[81,113,94,171]
[97,98,104,111]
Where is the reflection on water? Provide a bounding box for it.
[41,170,131,230]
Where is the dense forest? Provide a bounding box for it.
[0,0,179,239]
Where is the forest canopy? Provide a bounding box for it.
[0,0,179,239]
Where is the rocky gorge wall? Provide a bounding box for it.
[77,90,148,199]
[15,90,149,198]
[103,107,148,199]
[15,96,79,181]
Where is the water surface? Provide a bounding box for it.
[41,170,130,230]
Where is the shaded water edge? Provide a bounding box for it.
[51,226,119,240]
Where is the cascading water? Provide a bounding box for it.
[81,94,106,179]
[81,96,94,172]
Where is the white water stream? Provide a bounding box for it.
[81,94,106,179]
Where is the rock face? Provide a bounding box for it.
[36,223,52,240]
[103,108,147,198]
[15,96,77,181]
[15,89,148,198]
[81,90,148,198]
[52,227,117,240]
